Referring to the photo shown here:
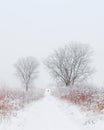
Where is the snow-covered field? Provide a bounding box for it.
[0,92,104,130]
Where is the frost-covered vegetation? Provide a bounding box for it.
[45,43,93,87]
[0,87,44,119]
[52,84,104,113]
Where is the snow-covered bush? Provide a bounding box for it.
[0,88,44,118]
[53,84,104,113]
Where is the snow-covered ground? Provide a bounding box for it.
[0,91,104,130]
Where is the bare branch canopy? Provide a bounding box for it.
[14,57,39,91]
[45,43,94,87]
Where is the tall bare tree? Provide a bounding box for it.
[14,57,39,91]
[45,43,94,86]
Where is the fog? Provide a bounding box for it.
[0,0,104,88]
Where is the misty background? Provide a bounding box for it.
[0,0,104,88]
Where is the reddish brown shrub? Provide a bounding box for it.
[59,85,104,113]
[0,87,44,118]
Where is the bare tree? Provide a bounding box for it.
[14,57,39,91]
[45,43,94,87]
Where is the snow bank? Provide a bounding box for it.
[0,88,44,119]
[52,84,104,113]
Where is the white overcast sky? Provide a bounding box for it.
[0,0,104,88]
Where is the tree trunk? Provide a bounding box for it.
[66,82,70,87]
[26,84,28,92]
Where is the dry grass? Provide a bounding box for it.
[53,85,104,113]
[0,87,44,118]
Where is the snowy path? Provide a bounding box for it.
[1,93,104,130]
[0,95,84,130]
